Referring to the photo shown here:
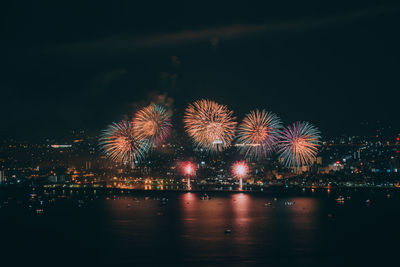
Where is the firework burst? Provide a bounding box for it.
[277,122,321,168]
[236,109,282,160]
[99,121,148,167]
[133,104,172,148]
[183,99,237,152]
[232,161,249,178]
[232,161,249,190]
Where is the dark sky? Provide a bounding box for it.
[1,0,400,139]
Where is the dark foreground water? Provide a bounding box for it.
[1,188,399,266]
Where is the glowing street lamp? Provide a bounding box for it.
[232,161,249,191]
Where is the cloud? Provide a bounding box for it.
[130,91,175,117]
[90,69,128,93]
[49,3,400,54]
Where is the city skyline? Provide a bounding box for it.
[1,123,399,188]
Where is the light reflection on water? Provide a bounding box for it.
[2,190,400,266]
[178,192,323,263]
[231,193,251,238]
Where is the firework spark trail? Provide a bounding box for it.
[277,121,321,168]
[99,121,149,167]
[183,99,237,152]
[236,109,282,160]
[133,104,172,148]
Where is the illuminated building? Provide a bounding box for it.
[0,170,5,183]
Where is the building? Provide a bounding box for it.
[0,170,6,183]
[48,174,65,183]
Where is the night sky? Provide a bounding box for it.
[1,0,400,139]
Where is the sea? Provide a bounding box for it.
[0,187,399,266]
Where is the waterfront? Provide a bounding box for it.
[1,188,400,266]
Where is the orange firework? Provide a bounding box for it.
[236,109,282,160]
[183,99,237,152]
[99,121,149,167]
[277,122,321,168]
[133,104,172,148]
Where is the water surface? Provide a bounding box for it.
[0,189,399,266]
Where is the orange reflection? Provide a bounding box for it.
[181,193,228,241]
[232,193,250,237]
[181,193,197,235]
